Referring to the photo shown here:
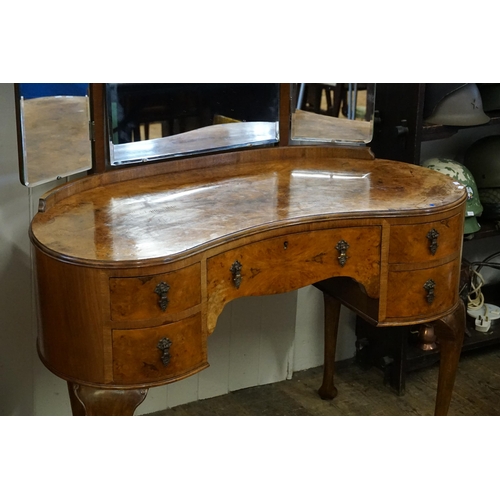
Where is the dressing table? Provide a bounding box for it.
[26,84,466,415]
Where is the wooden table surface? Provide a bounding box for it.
[32,147,463,265]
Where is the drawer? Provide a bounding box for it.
[206,227,381,329]
[385,259,460,320]
[388,214,462,264]
[112,314,208,384]
[109,263,200,321]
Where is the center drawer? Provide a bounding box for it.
[207,226,381,320]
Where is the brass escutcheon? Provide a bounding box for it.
[154,281,170,311]
[157,337,172,366]
[230,260,242,289]
[423,279,436,304]
[335,240,350,267]
[427,229,439,255]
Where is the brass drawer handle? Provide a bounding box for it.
[335,240,350,267]
[157,337,172,366]
[424,279,436,304]
[154,281,170,311]
[230,260,242,289]
[427,229,439,255]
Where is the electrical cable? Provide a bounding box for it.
[465,251,500,332]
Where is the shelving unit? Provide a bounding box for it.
[359,83,500,394]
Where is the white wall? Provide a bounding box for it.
[0,83,356,416]
[0,83,34,415]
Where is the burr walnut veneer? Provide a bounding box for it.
[30,146,466,416]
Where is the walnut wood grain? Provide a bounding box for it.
[30,145,467,415]
[206,226,381,333]
[388,213,463,264]
[385,259,460,320]
[31,147,465,266]
[109,263,201,321]
[112,314,208,384]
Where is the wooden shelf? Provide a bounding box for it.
[421,113,500,142]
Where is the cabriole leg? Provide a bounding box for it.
[433,300,465,416]
[318,292,342,400]
[67,382,148,416]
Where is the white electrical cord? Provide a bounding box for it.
[467,268,485,313]
[466,269,500,332]
[467,269,491,332]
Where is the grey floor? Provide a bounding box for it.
[147,347,500,416]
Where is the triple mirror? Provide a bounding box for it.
[16,83,376,186]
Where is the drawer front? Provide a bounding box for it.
[206,227,381,330]
[388,214,462,264]
[109,263,201,321]
[112,314,207,384]
[385,259,460,320]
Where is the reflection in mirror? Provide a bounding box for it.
[106,83,280,166]
[17,83,91,187]
[290,83,375,145]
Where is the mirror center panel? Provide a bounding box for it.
[106,83,281,166]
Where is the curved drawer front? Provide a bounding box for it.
[206,226,381,330]
[385,259,460,320]
[112,314,207,384]
[388,214,462,264]
[109,263,201,321]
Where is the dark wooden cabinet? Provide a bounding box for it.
[362,83,500,395]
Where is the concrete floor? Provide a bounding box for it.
[147,347,500,416]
